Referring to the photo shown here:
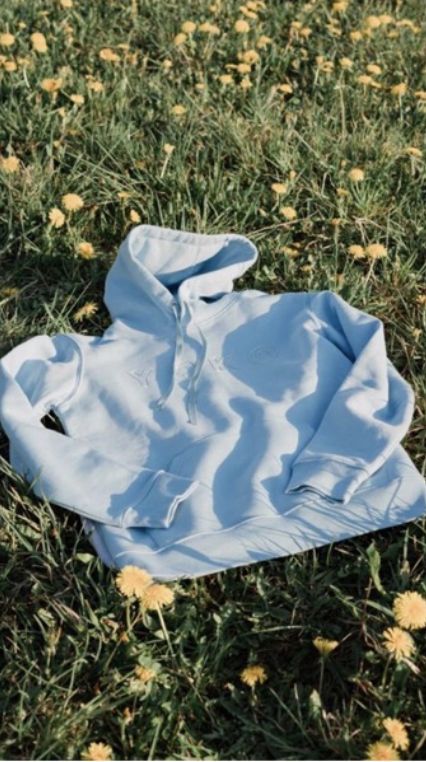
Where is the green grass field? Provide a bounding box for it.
[1,0,425,759]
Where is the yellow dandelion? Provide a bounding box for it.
[219,73,233,85]
[116,565,153,598]
[237,63,251,74]
[70,93,84,106]
[277,83,293,94]
[271,182,287,195]
[339,57,353,69]
[365,15,382,29]
[300,26,312,38]
[87,79,104,93]
[240,77,252,90]
[48,207,65,228]
[31,32,47,53]
[0,33,15,47]
[382,627,415,660]
[163,143,175,155]
[366,742,400,761]
[256,34,272,48]
[0,287,20,298]
[41,77,63,92]
[348,167,365,182]
[99,48,120,62]
[404,146,422,158]
[199,22,220,34]
[170,104,186,116]
[194,82,205,91]
[77,241,95,259]
[336,187,349,197]
[313,636,339,655]
[73,302,98,322]
[280,246,301,258]
[129,209,141,223]
[365,243,387,259]
[393,591,426,630]
[348,244,366,259]
[332,0,348,12]
[61,192,84,212]
[391,83,408,96]
[162,58,172,70]
[134,666,156,683]
[382,718,409,751]
[173,32,187,46]
[234,19,250,33]
[241,49,260,64]
[349,30,363,42]
[117,191,131,200]
[3,60,17,72]
[378,14,394,25]
[181,21,196,34]
[82,742,113,761]
[357,74,381,88]
[240,664,268,687]
[140,583,174,610]
[280,206,297,221]
[60,0,74,7]
[414,90,426,100]
[366,63,382,76]
[1,155,20,173]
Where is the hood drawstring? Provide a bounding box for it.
[154,296,208,425]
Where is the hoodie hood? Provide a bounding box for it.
[103,224,258,424]
[104,224,258,324]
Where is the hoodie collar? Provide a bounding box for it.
[104,224,258,326]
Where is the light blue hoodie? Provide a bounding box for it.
[0,224,425,580]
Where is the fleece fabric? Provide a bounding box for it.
[0,224,425,581]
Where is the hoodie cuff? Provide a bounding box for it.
[121,469,200,529]
[284,459,369,505]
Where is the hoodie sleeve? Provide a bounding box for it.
[283,290,415,505]
[0,334,199,529]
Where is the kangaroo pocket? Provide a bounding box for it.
[146,429,320,547]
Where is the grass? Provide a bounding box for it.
[0,0,426,759]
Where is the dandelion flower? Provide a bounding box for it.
[357,74,381,88]
[77,241,95,259]
[181,21,196,34]
[61,192,84,212]
[162,59,172,70]
[379,14,394,25]
[0,33,15,47]
[1,155,20,173]
[240,664,268,687]
[199,22,220,34]
[313,636,339,655]
[70,93,84,106]
[41,77,63,92]
[404,146,422,158]
[336,187,349,197]
[234,19,250,33]
[277,83,293,94]
[134,666,157,683]
[237,63,251,74]
[87,79,104,93]
[366,742,399,761]
[241,49,260,64]
[48,207,65,228]
[393,591,426,630]
[3,60,17,72]
[365,15,382,29]
[60,0,73,7]
[366,63,382,75]
[382,718,409,751]
[332,0,348,11]
[74,302,98,322]
[365,243,387,259]
[391,83,407,96]
[129,209,141,223]
[82,742,113,761]
[99,48,119,62]
[349,30,363,42]
[382,626,415,660]
[280,206,297,221]
[140,583,174,610]
[240,77,252,90]
[348,167,365,182]
[173,32,187,46]
[339,57,353,69]
[348,244,365,259]
[219,73,233,85]
[256,34,272,48]
[116,565,153,598]
[414,90,426,100]
[271,182,287,195]
[170,104,186,116]
[163,143,175,155]
[31,32,47,53]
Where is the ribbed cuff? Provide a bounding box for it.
[121,470,200,528]
[284,459,369,505]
